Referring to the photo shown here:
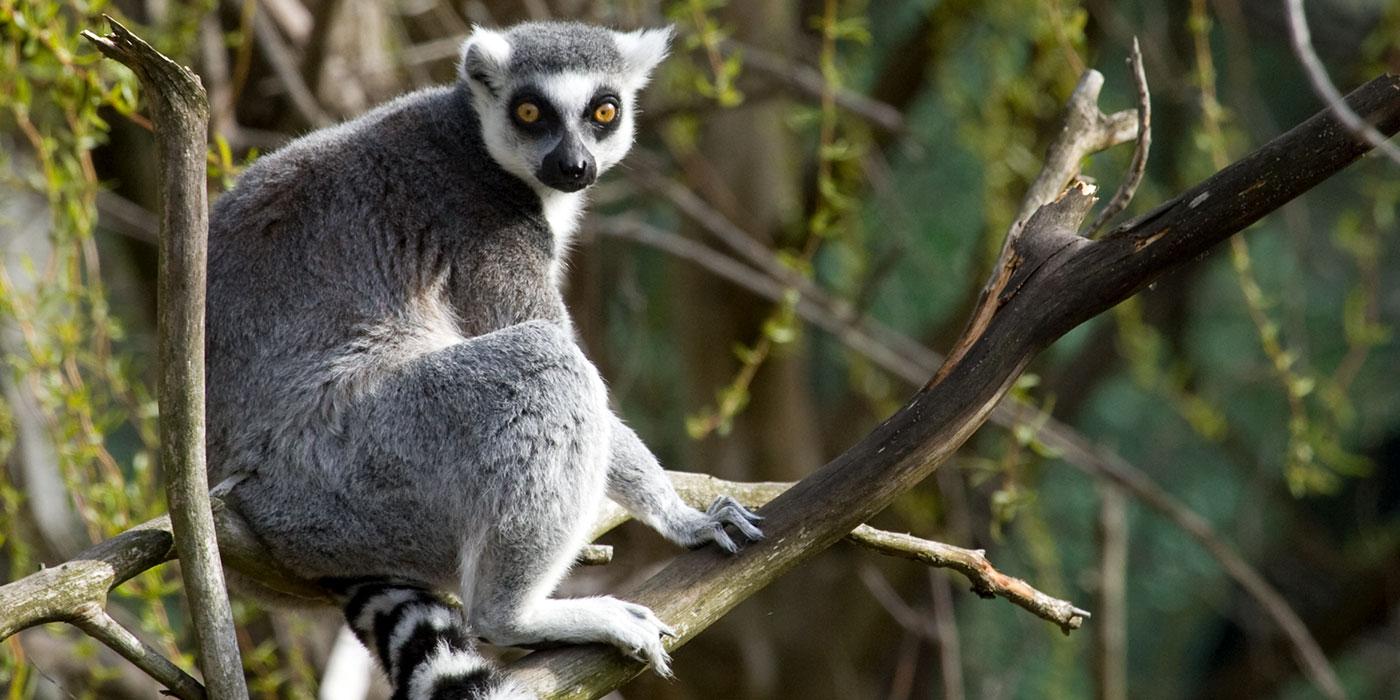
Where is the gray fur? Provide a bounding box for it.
[205,21,758,694]
[505,22,625,75]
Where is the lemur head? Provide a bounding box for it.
[459,22,672,194]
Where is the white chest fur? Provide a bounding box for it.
[539,190,586,286]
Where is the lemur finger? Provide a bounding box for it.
[708,523,739,553]
[727,512,765,542]
[709,497,765,541]
[715,496,765,522]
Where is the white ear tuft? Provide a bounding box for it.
[459,25,512,97]
[615,26,674,88]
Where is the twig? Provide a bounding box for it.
[200,13,238,144]
[1283,0,1400,166]
[731,40,906,134]
[928,570,966,700]
[81,17,249,699]
[258,0,312,45]
[68,603,206,700]
[250,8,332,127]
[1093,485,1128,700]
[1010,69,1138,243]
[1088,38,1152,237]
[301,0,346,96]
[858,565,939,639]
[854,528,1089,633]
[576,544,614,566]
[587,472,1090,631]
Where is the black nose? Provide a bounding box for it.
[558,158,588,180]
[537,139,597,193]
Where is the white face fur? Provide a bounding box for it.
[458,26,671,210]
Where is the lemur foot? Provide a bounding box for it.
[684,496,765,553]
[590,596,677,676]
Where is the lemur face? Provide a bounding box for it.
[460,23,672,195]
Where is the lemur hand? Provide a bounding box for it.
[680,496,764,553]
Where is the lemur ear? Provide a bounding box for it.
[615,26,674,89]
[459,26,512,98]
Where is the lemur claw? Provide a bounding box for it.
[683,495,765,552]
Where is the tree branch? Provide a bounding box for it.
[1088,38,1152,237]
[501,73,1400,698]
[1283,0,1400,166]
[80,17,248,699]
[588,472,1089,631]
[68,603,206,700]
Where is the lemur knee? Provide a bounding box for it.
[468,605,531,646]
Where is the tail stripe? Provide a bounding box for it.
[342,584,531,700]
[391,607,472,690]
[405,641,494,700]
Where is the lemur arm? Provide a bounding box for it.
[606,416,763,553]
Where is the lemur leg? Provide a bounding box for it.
[606,418,764,552]
[468,516,678,675]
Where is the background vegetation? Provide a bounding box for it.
[2,0,1398,698]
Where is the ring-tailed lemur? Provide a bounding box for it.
[205,21,763,699]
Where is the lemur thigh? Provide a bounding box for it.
[368,317,615,556]
[606,419,765,553]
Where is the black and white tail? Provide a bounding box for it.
[342,583,533,700]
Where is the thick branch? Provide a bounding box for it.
[502,74,1400,698]
[81,19,247,697]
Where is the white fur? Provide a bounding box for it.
[386,604,457,675]
[353,588,421,634]
[406,642,492,700]
[614,27,674,89]
[319,625,374,700]
[458,26,511,87]
[541,190,586,286]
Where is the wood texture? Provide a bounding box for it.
[81,17,249,699]
[501,73,1400,698]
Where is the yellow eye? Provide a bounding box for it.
[593,102,617,124]
[515,102,540,124]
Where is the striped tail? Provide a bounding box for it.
[342,583,533,700]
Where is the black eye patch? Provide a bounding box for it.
[588,91,623,138]
[507,90,558,135]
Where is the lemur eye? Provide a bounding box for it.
[592,102,618,124]
[515,102,541,124]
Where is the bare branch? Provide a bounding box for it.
[853,528,1090,633]
[68,603,206,700]
[81,17,248,698]
[251,9,333,127]
[1011,69,1139,241]
[1088,38,1152,237]
[576,544,614,566]
[597,204,1345,695]
[731,40,907,134]
[1284,0,1400,166]
[588,471,1089,630]
[301,0,346,96]
[501,73,1400,699]
[1093,485,1129,700]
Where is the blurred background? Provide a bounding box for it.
[3,0,1400,698]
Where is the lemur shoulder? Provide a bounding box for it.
[205,21,762,700]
